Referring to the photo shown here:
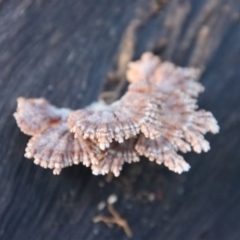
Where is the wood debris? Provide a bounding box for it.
[93,204,133,238]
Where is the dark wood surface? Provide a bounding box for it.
[0,0,240,239]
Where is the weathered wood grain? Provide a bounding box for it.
[0,0,240,239]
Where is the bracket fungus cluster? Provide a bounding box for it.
[14,52,219,177]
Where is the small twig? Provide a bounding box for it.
[93,204,133,238]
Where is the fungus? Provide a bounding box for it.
[14,98,138,176]
[91,139,139,177]
[68,91,162,150]
[14,52,219,176]
[14,98,99,174]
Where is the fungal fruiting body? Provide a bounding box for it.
[14,52,219,177]
[14,98,99,174]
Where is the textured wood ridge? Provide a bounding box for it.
[0,0,240,239]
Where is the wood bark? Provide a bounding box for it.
[0,0,240,239]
